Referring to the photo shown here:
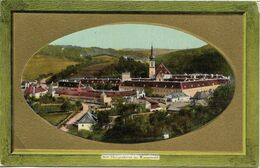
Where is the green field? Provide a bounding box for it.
[70,55,119,77]
[22,55,79,80]
[39,112,72,126]
[88,55,118,74]
[92,55,118,63]
[84,63,114,75]
[33,103,62,113]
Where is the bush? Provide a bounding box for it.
[61,100,72,112]
[78,130,91,139]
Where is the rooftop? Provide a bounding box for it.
[165,92,189,99]
[77,112,97,124]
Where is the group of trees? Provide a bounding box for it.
[26,94,83,114]
[83,83,235,143]
[46,63,87,83]
[156,45,234,77]
[47,56,148,83]
[60,99,83,112]
[91,83,118,90]
[96,57,148,78]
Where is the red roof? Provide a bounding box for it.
[121,80,182,89]
[142,97,160,109]
[55,87,136,98]
[156,63,172,76]
[25,85,47,94]
[181,79,229,89]
[81,78,121,85]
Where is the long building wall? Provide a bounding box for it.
[120,84,222,97]
[119,85,181,96]
[182,84,221,97]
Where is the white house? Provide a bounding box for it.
[165,92,190,102]
[136,89,146,99]
[21,80,37,90]
[77,112,97,131]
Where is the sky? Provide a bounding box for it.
[51,24,206,49]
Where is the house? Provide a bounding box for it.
[21,80,37,90]
[165,92,190,102]
[163,133,170,139]
[155,63,172,81]
[136,89,146,99]
[100,92,112,107]
[24,84,48,98]
[190,90,213,106]
[77,112,97,131]
[191,90,213,100]
[136,99,152,111]
[142,97,162,111]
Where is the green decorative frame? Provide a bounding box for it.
[0,0,258,167]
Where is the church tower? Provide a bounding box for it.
[149,45,156,79]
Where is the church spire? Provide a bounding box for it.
[150,44,155,60]
[149,43,156,79]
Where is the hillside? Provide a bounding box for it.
[122,48,176,56]
[118,48,176,60]
[71,55,119,77]
[37,45,176,62]
[156,45,233,76]
[47,56,148,83]
[23,44,233,82]
[22,55,79,80]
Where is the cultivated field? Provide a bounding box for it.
[22,55,79,80]
[71,55,119,77]
[39,112,72,126]
[92,55,118,63]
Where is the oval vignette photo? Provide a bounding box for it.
[21,24,235,143]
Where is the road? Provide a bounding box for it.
[59,102,89,132]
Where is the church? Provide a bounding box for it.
[118,45,230,97]
[56,45,230,98]
[148,45,173,81]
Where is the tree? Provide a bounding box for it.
[149,111,169,136]
[38,93,53,104]
[61,100,71,112]
[104,115,152,143]
[96,111,110,128]
[144,87,153,97]
[208,84,235,114]
[75,101,83,110]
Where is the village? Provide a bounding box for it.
[21,46,231,142]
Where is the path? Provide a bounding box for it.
[59,103,89,132]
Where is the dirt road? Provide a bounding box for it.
[59,103,89,132]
